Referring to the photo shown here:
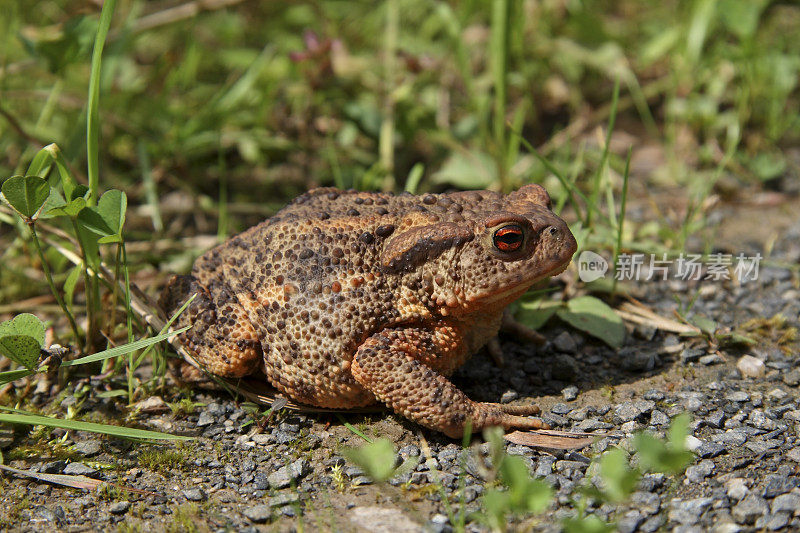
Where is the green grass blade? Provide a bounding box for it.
[612,148,632,296]
[490,0,510,191]
[86,0,118,205]
[0,368,35,385]
[0,408,191,441]
[588,78,620,227]
[336,414,373,443]
[61,325,190,368]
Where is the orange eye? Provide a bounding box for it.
[493,225,524,252]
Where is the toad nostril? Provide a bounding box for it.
[547,226,558,236]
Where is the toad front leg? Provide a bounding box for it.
[351,326,547,438]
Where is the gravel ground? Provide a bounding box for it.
[2,213,799,532]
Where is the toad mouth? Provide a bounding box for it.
[468,259,572,305]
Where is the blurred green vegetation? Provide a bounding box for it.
[0,0,798,309]
[2,0,797,204]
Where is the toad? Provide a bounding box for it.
[160,184,577,437]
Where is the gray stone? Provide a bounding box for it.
[650,410,670,426]
[63,462,98,477]
[644,389,665,401]
[629,350,656,371]
[197,411,215,427]
[706,410,726,428]
[34,505,65,524]
[500,390,518,403]
[617,510,643,533]
[768,388,788,402]
[726,391,751,403]
[398,445,420,458]
[551,354,579,380]
[562,386,579,401]
[748,409,778,431]
[737,355,765,378]
[427,513,450,533]
[268,458,311,489]
[639,514,665,533]
[630,491,660,515]
[551,403,572,415]
[269,493,300,507]
[681,348,705,363]
[772,493,800,514]
[761,475,799,498]
[577,418,612,431]
[669,497,714,525]
[73,440,101,456]
[696,441,726,458]
[787,447,800,462]
[711,430,747,447]
[41,460,66,474]
[349,507,422,533]
[182,488,205,501]
[685,459,715,483]
[782,368,800,386]
[553,331,577,353]
[243,504,271,523]
[710,523,742,533]
[732,494,769,524]
[109,501,130,515]
[700,353,724,365]
[613,400,655,423]
[755,512,789,531]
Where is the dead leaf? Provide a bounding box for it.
[0,463,157,495]
[504,429,599,451]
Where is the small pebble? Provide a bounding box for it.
[737,355,765,378]
[561,386,579,401]
[109,501,130,515]
[243,505,271,523]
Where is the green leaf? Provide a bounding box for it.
[96,189,127,234]
[0,408,191,441]
[69,184,89,202]
[0,313,45,346]
[64,263,83,311]
[432,151,497,189]
[0,314,45,371]
[46,197,87,218]
[515,298,562,330]
[718,0,767,40]
[26,148,54,178]
[343,438,398,483]
[500,455,553,513]
[598,447,640,502]
[556,296,625,348]
[633,416,695,476]
[1,175,51,220]
[75,222,101,269]
[692,315,717,336]
[77,189,126,239]
[0,336,41,371]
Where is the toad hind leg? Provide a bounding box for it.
[351,328,548,439]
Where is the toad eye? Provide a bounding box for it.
[493,224,524,252]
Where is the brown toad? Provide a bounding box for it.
[160,184,577,437]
